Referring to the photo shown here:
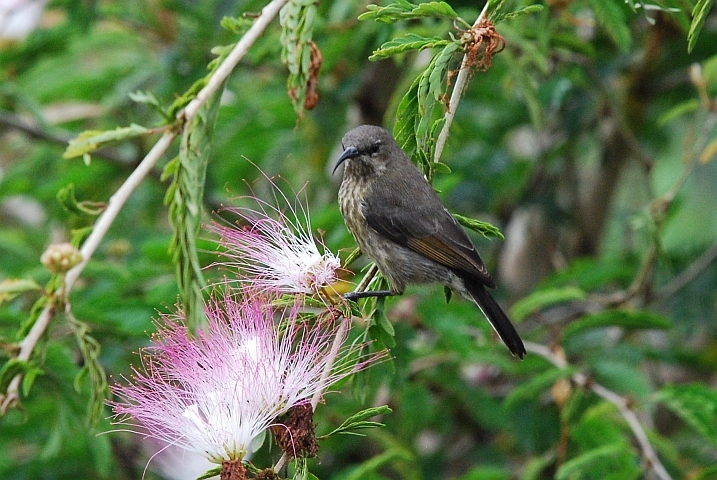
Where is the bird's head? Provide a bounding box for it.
[333,125,397,177]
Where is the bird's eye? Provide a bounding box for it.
[368,141,381,155]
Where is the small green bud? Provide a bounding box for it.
[41,243,82,274]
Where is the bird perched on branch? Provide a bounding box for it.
[333,124,525,359]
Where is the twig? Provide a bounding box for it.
[72,0,287,289]
[181,0,288,123]
[356,263,379,294]
[0,110,138,165]
[311,317,350,411]
[274,313,351,473]
[432,2,490,165]
[1,0,289,413]
[653,243,717,305]
[0,133,173,411]
[274,265,378,472]
[524,342,673,480]
[0,304,55,413]
[65,131,176,291]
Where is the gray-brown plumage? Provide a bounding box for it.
[333,124,525,358]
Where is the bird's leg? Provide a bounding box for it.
[343,290,394,302]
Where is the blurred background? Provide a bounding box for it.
[1,0,716,479]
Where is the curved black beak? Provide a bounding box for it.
[332,146,359,175]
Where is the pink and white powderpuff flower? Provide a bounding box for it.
[208,177,341,295]
[110,289,375,465]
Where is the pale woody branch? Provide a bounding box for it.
[525,342,673,480]
[433,1,490,165]
[1,0,289,415]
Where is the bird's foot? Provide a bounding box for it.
[343,290,394,302]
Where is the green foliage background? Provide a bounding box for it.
[1,0,717,479]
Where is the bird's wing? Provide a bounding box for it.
[362,182,495,288]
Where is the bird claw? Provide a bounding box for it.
[343,290,394,302]
[343,292,361,302]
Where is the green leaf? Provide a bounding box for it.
[370,297,396,348]
[342,247,363,270]
[129,90,171,121]
[455,465,510,480]
[369,34,449,60]
[289,457,318,480]
[413,2,459,20]
[521,452,557,480]
[196,467,223,480]
[63,123,149,159]
[168,87,223,328]
[657,98,700,126]
[428,42,459,101]
[21,364,44,396]
[555,444,631,480]
[510,286,587,322]
[128,89,160,107]
[504,366,576,409]
[161,156,180,182]
[168,77,208,119]
[491,4,544,23]
[343,448,414,480]
[18,297,48,338]
[68,313,108,425]
[433,161,451,174]
[694,463,717,480]
[220,15,254,36]
[321,405,392,438]
[703,54,717,97]
[70,226,93,247]
[453,213,504,239]
[444,285,452,303]
[0,359,30,392]
[586,0,631,52]
[394,73,422,160]
[590,358,652,399]
[280,0,318,119]
[687,0,714,53]
[0,278,41,304]
[360,1,459,23]
[656,383,717,446]
[57,184,86,215]
[563,309,671,339]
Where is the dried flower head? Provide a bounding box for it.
[270,402,318,459]
[110,289,373,464]
[209,176,340,296]
[459,18,505,71]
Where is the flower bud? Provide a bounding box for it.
[41,242,82,274]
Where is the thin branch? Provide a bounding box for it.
[356,263,379,294]
[0,304,55,413]
[432,2,490,165]
[274,263,379,472]
[653,243,717,304]
[311,317,350,412]
[0,110,138,165]
[0,110,73,143]
[524,342,673,480]
[65,131,176,291]
[182,0,288,124]
[1,0,289,413]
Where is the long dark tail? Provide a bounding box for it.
[465,280,526,359]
